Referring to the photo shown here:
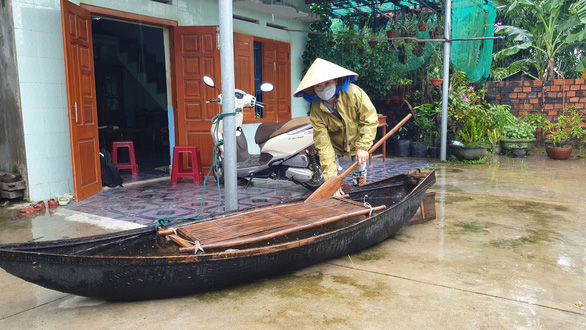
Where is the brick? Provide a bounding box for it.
[554,80,563,85]
[533,80,543,86]
[565,79,574,85]
[550,86,560,91]
[548,110,557,116]
[513,87,522,92]
[566,91,576,97]
[582,85,586,90]
[580,98,586,103]
[509,93,517,98]
[569,97,579,103]
[570,85,581,91]
[554,103,564,109]
[545,104,554,110]
[530,98,538,104]
[574,79,584,84]
[523,87,531,92]
[517,93,527,98]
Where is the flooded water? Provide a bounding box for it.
[1,153,585,328]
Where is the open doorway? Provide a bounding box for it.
[91,18,170,180]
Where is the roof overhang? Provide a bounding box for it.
[306,0,441,17]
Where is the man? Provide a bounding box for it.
[294,58,378,196]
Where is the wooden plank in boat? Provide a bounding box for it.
[175,198,382,249]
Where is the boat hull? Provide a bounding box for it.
[0,171,435,300]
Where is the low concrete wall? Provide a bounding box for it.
[0,0,28,191]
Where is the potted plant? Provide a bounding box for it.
[500,120,537,153]
[544,107,586,160]
[451,117,489,160]
[499,113,545,154]
[506,144,530,157]
[487,128,502,154]
[398,13,419,43]
[429,66,443,86]
[412,103,441,157]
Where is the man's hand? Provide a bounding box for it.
[355,149,369,165]
[333,187,344,197]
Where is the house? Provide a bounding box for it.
[1,0,317,202]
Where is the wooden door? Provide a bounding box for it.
[173,26,220,168]
[234,33,254,122]
[275,43,291,122]
[61,0,101,200]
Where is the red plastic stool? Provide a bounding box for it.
[111,141,139,175]
[171,146,203,184]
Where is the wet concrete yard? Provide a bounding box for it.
[0,155,585,328]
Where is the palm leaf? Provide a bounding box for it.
[570,0,586,24]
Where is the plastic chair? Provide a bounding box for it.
[171,146,203,184]
[111,141,139,175]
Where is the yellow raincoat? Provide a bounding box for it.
[309,83,378,180]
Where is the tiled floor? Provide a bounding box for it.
[64,157,436,226]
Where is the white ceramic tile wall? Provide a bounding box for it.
[13,0,72,202]
[14,0,311,201]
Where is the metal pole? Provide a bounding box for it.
[440,0,452,162]
[219,0,238,211]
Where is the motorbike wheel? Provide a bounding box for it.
[212,148,224,184]
[300,166,324,191]
[301,177,324,191]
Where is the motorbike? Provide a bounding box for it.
[203,76,324,190]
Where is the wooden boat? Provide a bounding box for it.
[0,170,435,301]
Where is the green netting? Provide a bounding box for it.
[451,0,497,82]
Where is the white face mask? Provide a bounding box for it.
[315,84,337,101]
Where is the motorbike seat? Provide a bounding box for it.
[254,116,311,145]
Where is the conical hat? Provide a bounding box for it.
[294,58,358,97]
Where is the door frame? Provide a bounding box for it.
[63,4,178,200]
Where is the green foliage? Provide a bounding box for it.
[487,128,502,145]
[302,7,442,99]
[498,112,544,140]
[413,103,441,143]
[493,0,586,81]
[459,117,489,145]
[447,71,487,138]
[485,103,515,130]
[501,120,536,140]
[544,107,586,147]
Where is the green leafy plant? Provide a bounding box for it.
[487,128,502,145]
[413,103,441,144]
[459,117,488,145]
[501,120,536,140]
[493,0,586,81]
[544,107,586,147]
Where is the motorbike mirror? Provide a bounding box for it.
[203,76,215,88]
[260,83,273,92]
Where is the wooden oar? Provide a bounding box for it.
[304,113,413,203]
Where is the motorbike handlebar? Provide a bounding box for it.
[256,101,267,107]
[206,98,221,103]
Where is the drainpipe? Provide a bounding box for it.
[219,0,238,211]
[440,0,452,162]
